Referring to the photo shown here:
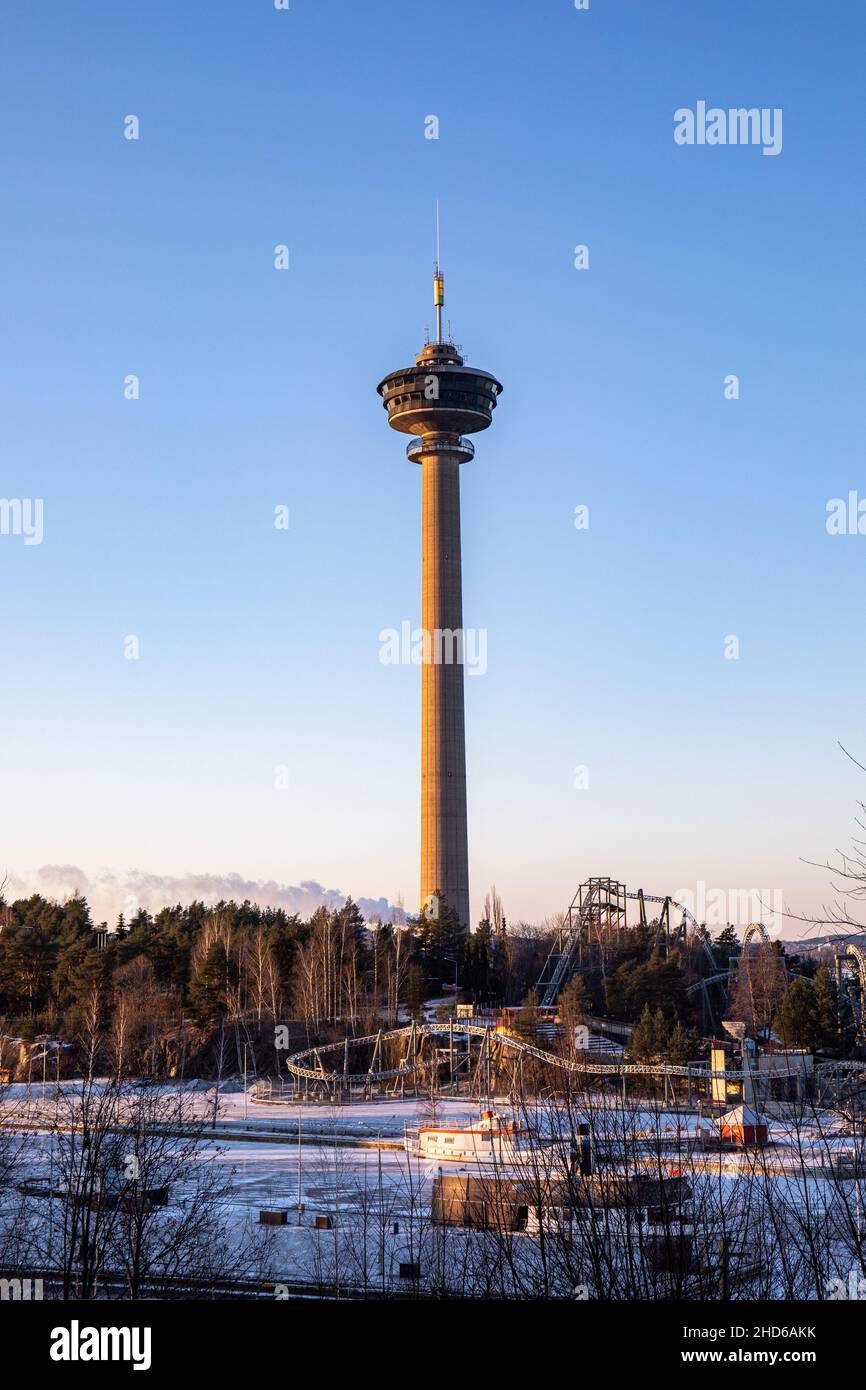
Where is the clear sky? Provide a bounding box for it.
[1,0,865,933]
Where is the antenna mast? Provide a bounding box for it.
[434,200,444,343]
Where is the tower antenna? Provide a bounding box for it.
[434,200,444,343]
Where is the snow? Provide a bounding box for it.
[4,1079,866,1295]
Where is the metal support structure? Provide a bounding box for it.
[835,943,866,1052]
[283,1021,764,1101]
[536,876,719,1007]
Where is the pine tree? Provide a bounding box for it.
[417,891,463,992]
[558,975,590,1033]
[628,1003,670,1062]
[188,942,237,1024]
[773,977,818,1048]
[811,967,841,1052]
[404,962,425,1020]
[516,990,539,1043]
[714,925,740,962]
[667,1020,695,1065]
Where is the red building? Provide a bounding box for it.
[717,1103,769,1147]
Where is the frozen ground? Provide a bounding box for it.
[3,1081,866,1295]
[1,1078,859,1155]
[0,1078,480,1138]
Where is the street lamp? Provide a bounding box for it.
[443,956,459,997]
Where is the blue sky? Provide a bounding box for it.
[1,0,864,932]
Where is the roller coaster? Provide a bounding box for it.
[833,940,866,1048]
[679,922,778,1029]
[535,877,721,1010]
[532,879,792,1028]
[282,1019,745,1101]
[282,1014,857,1107]
[279,885,866,1099]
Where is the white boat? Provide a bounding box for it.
[404,1109,535,1164]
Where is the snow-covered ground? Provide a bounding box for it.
[0,1078,478,1137]
[4,1081,866,1296]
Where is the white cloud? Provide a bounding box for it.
[4,865,398,926]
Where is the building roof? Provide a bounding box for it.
[717,1104,766,1127]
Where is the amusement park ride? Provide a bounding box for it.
[535,880,866,1045]
[278,1016,720,1104]
[533,877,776,1032]
[269,877,866,1104]
[535,877,720,1006]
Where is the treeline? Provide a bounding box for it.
[2,888,841,1071]
[540,922,843,1052]
[565,921,707,1027]
[0,886,547,1061]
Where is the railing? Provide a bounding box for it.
[282,1020,756,1084]
[406,435,474,462]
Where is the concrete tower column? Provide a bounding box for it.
[420,444,469,932]
[377,270,502,941]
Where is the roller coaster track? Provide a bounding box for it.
[285,1021,858,1101]
[742,922,770,951]
[536,879,719,1008]
[836,941,866,997]
[686,971,730,997]
[686,922,778,1000]
[284,1022,749,1087]
[627,891,720,977]
[833,941,866,1047]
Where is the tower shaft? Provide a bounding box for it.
[377,266,502,941]
[421,447,469,932]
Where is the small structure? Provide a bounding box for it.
[431,1172,692,1235]
[717,1103,768,1147]
[259,1209,288,1226]
[710,1044,730,1104]
[431,1174,534,1231]
[405,1109,536,1164]
[752,1049,814,1104]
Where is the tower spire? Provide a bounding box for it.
[434,199,444,343]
